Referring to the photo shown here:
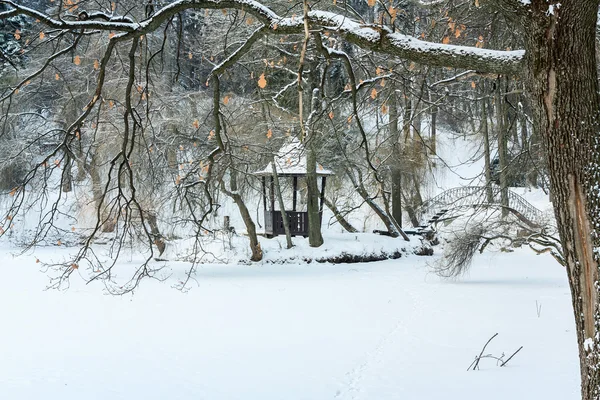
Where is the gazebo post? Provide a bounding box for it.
[292,176,298,212]
[270,176,275,211]
[270,175,277,235]
[319,176,327,212]
[261,176,267,211]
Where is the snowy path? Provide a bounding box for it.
[0,248,579,399]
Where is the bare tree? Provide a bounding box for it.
[1,2,600,397]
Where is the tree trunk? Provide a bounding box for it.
[526,2,600,398]
[403,193,421,228]
[346,167,409,240]
[303,85,324,248]
[234,193,263,262]
[323,197,358,233]
[84,152,115,233]
[404,174,424,228]
[390,170,402,228]
[482,97,494,204]
[412,98,423,155]
[144,211,165,256]
[402,86,412,143]
[506,78,520,148]
[389,82,403,228]
[519,94,529,154]
[226,170,262,261]
[300,2,323,248]
[271,157,293,249]
[495,77,509,217]
[306,143,324,247]
[430,84,437,155]
[61,154,73,193]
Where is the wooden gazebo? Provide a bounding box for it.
[255,138,333,238]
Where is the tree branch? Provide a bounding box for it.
[0,0,526,75]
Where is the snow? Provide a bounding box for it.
[0,246,578,399]
[0,126,571,399]
[0,117,577,400]
[169,231,420,265]
[254,137,333,176]
[0,2,580,397]
[547,4,560,16]
[6,0,524,77]
[275,9,524,73]
[0,123,574,397]
[585,337,594,351]
[430,131,486,194]
[387,33,525,63]
[0,2,138,32]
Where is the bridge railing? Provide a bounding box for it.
[414,186,545,227]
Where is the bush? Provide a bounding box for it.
[435,226,486,278]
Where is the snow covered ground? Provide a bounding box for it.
[168,231,423,265]
[0,125,576,399]
[0,245,578,399]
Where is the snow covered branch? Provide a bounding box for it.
[0,0,526,75]
[0,0,138,32]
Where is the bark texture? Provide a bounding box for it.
[388,82,403,228]
[306,143,324,247]
[495,79,509,217]
[526,2,600,398]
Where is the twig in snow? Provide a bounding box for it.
[468,333,498,371]
[500,346,523,367]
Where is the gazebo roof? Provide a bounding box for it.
[254,137,334,177]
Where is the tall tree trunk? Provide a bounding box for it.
[412,98,423,155]
[405,174,424,228]
[299,1,323,248]
[429,83,437,155]
[271,157,293,249]
[225,169,263,261]
[506,78,520,148]
[233,194,263,261]
[306,142,323,247]
[402,88,412,143]
[305,89,324,247]
[526,2,600,398]
[389,82,403,227]
[495,77,509,217]
[482,97,494,204]
[519,94,529,153]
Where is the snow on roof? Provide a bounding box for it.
[255,137,334,176]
